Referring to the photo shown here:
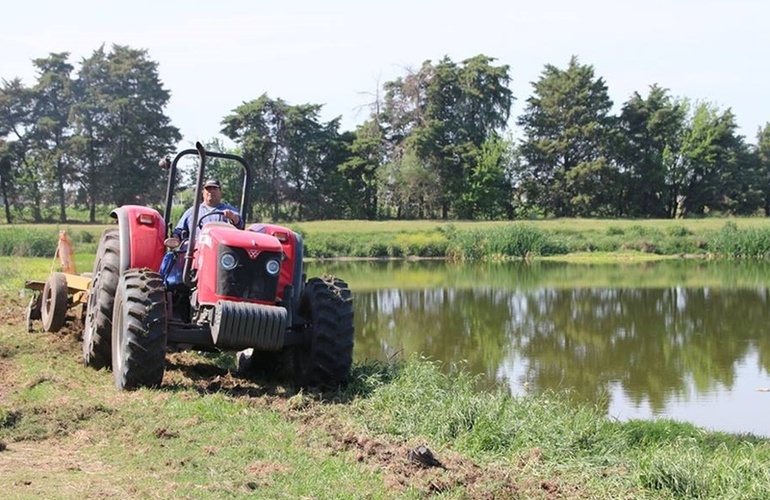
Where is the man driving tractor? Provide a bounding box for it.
[168,178,244,246]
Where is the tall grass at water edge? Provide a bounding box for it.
[5,219,770,260]
[354,357,770,498]
[709,221,770,258]
[300,221,770,261]
[295,223,574,260]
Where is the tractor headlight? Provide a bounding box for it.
[220,252,238,270]
[265,259,281,276]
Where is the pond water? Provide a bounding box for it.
[307,259,770,437]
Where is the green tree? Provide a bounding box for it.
[0,78,39,221]
[0,141,13,223]
[309,126,354,220]
[222,94,287,221]
[674,103,748,216]
[456,133,514,219]
[377,150,440,219]
[758,123,770,215]
[222,94,345,221]
[616,85,687,217]
[381,54,513,219]
[516,56,617,217]
[28,53,75,222]
[339,120,384,219]
[728,143,763,215]
[71,44,180,220]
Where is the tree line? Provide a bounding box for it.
[2,45,769,224]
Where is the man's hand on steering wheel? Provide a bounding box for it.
[223,209,240,226]
[198,210,240,228]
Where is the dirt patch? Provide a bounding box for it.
[244,460,293,489]
[1,293,27,327]
[336,433,519,497]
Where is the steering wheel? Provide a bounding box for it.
[198,211,234,228]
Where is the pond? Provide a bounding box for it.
[307,259,770,437]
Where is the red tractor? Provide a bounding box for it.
[81,143,354,390]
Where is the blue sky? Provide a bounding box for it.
[2,0,768,147]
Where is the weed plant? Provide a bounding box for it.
[711,221,770,258]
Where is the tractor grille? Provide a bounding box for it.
[217,246,281,302]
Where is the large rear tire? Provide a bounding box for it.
[111,268,167,390]
[83,228,120,369]
[294,276,354,387]
[41,272,68,333]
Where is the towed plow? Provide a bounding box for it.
[24,231,91,333]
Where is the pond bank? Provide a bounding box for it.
[2,218,770,260]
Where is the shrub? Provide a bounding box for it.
[0,228,58,257]
[667,224,692,237]
[710,222,770,258]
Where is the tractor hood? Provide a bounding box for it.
[194,225,285,306]
[197,224,283,254]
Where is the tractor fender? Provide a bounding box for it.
[110,205,166,272]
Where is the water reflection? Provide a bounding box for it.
[308,260,770,437]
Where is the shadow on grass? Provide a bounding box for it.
[161,351,400,405]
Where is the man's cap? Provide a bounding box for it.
[203,179,221,189]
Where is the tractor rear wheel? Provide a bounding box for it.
[83,228,120,369]
[111,268,167,390]
[41,272,68,333]
[294,276,354,387]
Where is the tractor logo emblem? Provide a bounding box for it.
[247,249,259,260]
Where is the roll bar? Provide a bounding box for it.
[160,142,253,287]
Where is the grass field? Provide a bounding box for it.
[3,216,770,234]
[4,216,770,261]
[291,217,770,233]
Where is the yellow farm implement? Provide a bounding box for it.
[24,231,92,332]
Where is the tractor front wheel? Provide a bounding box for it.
[111,268,167,390]
[294,276,354,387]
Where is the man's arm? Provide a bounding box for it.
[172,208,192,239]
[216,202,242,229]
[223,206,244,229]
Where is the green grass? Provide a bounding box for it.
[2,316,768,499]
[0,254,95,292]
[6,217,770,261]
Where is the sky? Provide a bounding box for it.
[2,0,769,148]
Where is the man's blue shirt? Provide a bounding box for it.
[173,203,244,239]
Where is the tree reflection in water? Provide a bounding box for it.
[310,259,770,436]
